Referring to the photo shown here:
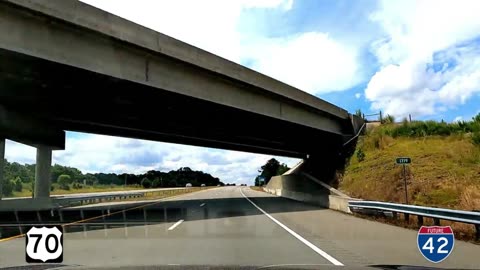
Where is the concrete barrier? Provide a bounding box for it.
[264,174,360,214]
[0,198,57,210]
[328,195,358,213]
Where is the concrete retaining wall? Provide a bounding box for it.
[264,174,356,214]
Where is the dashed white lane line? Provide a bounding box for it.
[200,203,206,207]
[168,219,184,231]
[240,188,344,266]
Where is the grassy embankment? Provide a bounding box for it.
[11,185,214,199]
[249,186,265,192]
[125,186,214,201]
[10,184,145,198]
[340,121,480,240]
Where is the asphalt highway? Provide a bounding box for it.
[0,186,479,269]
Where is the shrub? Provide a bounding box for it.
[13,177,22,192]
[383,114,395,124]
[472,132,480,146]
[152,178,161,188]
[141,178,152,188]
[57,174,71,190]
[1,178,14,196]
[377,119,480,138]
[30,182,35,197]
[72,183,83,189]
[356,148,365,162]
[473,113,480,123]
[355,109,363,118]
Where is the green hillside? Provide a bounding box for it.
[340,121,480,212]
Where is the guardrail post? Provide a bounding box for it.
[417,216,423,226]
[80,210,87,238]
[433,218,440,226]
[404,213,409,222]
[392,211,397,219]
[163,205,167,226]
[36,211,42,223]
[123,210,128,238]
[14,210,23,234]
[102,209,108,238]
[143,208,148,238]
[475,224,480,241]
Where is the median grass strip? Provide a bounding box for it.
[11,185,145,198]
[124,187,215,201]
[249,186,265,192]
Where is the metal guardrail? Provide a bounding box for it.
[54,192,145,207]
[349,200,480,240]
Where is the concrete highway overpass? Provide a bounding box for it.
[0,0,364,199]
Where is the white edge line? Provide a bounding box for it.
[240,188,344,266]
[200,203,206,207]
[167,219,184,231]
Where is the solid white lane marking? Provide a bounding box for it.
[200,203,206,207]
[168,219,184,231]
[240,188,344,266]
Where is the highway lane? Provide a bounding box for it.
[0,186,479,268]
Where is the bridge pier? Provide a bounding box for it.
[34,146,52,199]
[0,107,65,200]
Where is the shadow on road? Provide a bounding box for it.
[0,191,328,239]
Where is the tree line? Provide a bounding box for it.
[1,160,224,196]
[254,158,289,186]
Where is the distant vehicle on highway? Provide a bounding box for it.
[201,184,206,187]
[185,183,192,187]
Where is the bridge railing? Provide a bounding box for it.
[348,200,480,240]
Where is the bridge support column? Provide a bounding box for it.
[34,146,52,199]
[0,138,4,200]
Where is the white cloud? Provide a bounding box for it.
[453,116,463,122]
[246,32,362,94]
[4,140,36,165]
[355,93,362,99]
[365,0,480,119]
[4,133,299,185]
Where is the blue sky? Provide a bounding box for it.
[5,0,480,184]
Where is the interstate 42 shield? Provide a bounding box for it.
[417,226,454,263]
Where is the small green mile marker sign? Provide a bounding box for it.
[395,157,411,164]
